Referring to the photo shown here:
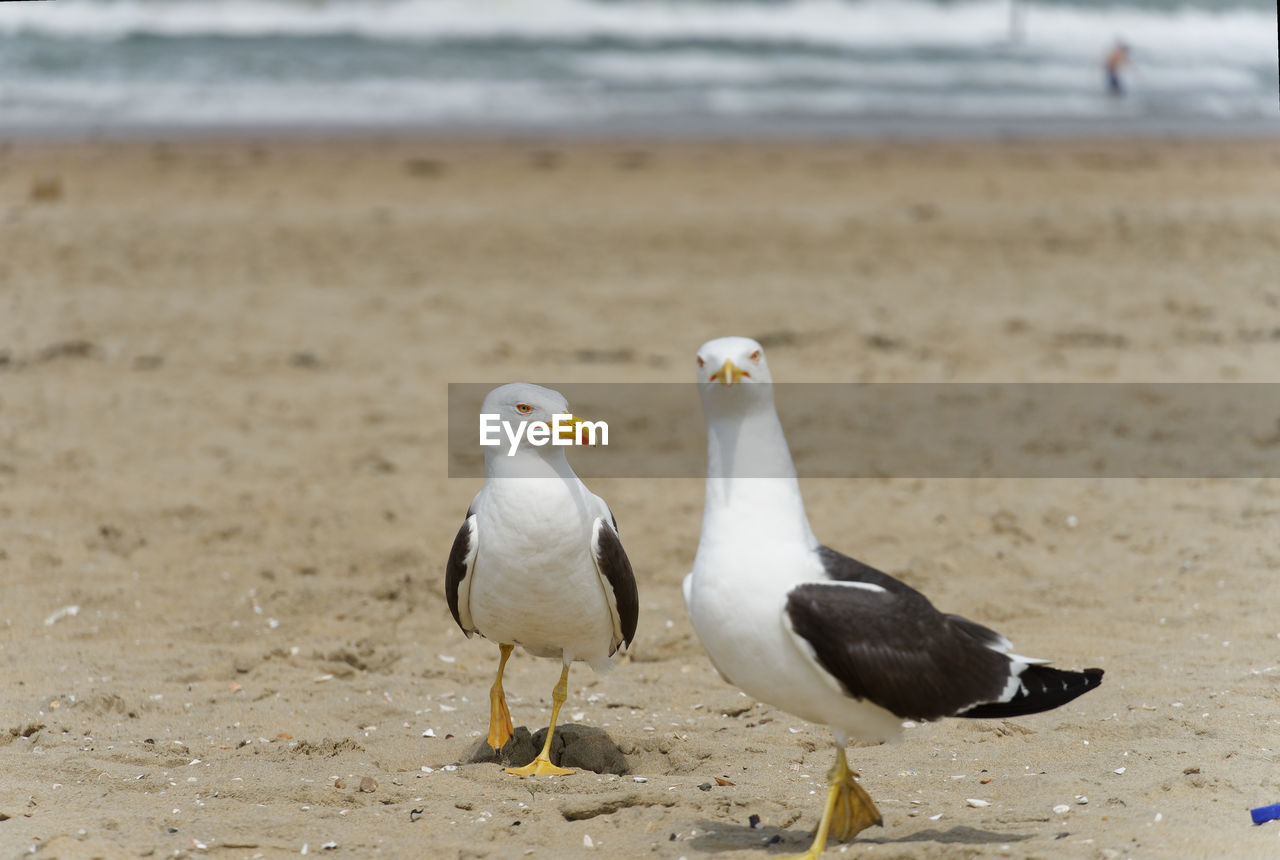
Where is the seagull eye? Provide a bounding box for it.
[749,350,762,362]
[696,356,705,368]
[516,403,533,414]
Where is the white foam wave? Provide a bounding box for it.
[0,77,585,124]
[574,49,1262,92]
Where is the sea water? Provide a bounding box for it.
[0,0,1276,134]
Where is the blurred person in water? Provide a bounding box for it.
[1104,40,1131,96]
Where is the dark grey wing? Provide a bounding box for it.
[816,545,920,594]
[787,547,1103,721]
[821,546,1015,652]
[785,580,1012,721]
[591,518,639,654]
[444,507,478,636]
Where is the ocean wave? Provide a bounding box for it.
[0,0,1273,60]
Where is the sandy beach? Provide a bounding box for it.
[2,135,1280,859]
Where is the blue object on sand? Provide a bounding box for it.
[1250,803,1280,824]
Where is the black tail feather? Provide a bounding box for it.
[959,666,1104,719]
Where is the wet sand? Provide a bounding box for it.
[2,136,1280,858]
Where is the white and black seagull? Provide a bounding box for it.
[446,383,639,776]
[684,337,1103,857]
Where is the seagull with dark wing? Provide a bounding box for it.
[684,336,1103,857]
[446,382,638,776]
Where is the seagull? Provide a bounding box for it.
[684,336,1103,857]
[445,382,639,776]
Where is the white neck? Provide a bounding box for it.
[698,385,816,550]
[484,446,577,481]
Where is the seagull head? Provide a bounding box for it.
[482,382,571,427]
[481,382,589,461]
[694,336,777,422]
[695,336,774,388]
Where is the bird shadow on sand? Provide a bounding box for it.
[689,821,1031,854]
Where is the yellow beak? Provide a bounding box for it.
[710,359,751,385]
[556,413,592,444]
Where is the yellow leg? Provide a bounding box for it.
[784,746,882,859]
[826,747,882,842]
[486,644,515,751]
[505,663,574,777]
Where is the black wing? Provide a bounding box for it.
[592,518,639,653]
[444,506,477,636]
[785,546,1102,721]
[816,545,923,594]
[958,665,1104,719]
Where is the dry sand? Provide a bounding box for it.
[2,136,1280,859]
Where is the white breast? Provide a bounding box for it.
[469,477,614,665]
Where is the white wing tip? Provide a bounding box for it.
[1007,653,1050,665]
